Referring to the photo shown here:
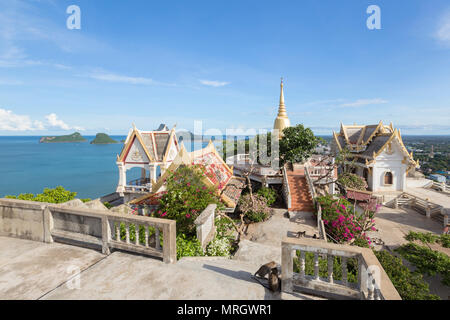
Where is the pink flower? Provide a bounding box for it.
[161,212,167,217]
[186,213,191,218]
[371,227,376,231]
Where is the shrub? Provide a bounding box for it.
[103,201,113,209]
[215,216,236,241]
[316,194,375,245]
[395,243,450,286]
[374,250,440,300]
[337,173,368,191]
[176,234,204,259]
[405,231,449,248]
[6,186,77,204]
[257,187,277,206]
[157,165,223,235]
[238,194,271,223]
[206,237,232,257]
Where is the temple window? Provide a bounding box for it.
[384,171,393,185]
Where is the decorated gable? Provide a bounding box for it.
[124,136,150,164]
[190,142,233,190]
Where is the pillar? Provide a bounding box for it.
[116,163,127,193]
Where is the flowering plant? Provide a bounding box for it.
[316,195,376,246]
[157,165,223,235]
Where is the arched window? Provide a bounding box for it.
[384,172,393,185]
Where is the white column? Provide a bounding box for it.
[116,163,127,194]
[151,165,157,183]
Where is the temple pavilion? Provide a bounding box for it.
[331,121,419,193]
[116,124,180,199]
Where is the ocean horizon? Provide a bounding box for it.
[0,136,213,200]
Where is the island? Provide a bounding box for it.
[90,133,118,144]
[39,132,87,143]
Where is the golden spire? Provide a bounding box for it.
[277,78,288,117]
[273,77,291,137]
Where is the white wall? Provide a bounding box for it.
[372,141,407,192]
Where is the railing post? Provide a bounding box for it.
[281,243,293,293]
[314,252,320,280]
[162,222,176,264]
[342,257,348,286]
[300,251,306,280]
[426,199,431,218]
[358,256,367,299]
[394,197,398,209]
[327,255,334,284]
[101,217,111,255]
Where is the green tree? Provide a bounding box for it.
[279,124,322,165]
[6,186,78,204]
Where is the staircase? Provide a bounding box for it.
[286,169,314,212]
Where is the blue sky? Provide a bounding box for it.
[0,0,449,136]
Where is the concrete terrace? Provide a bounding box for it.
[0,236,320,300]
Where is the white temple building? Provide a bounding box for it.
[116,124,180,198]
[331,121,419,193]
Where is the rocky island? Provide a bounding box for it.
[39,132,87,143]
[90,133,118,144]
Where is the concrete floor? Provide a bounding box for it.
[0,236,317,300]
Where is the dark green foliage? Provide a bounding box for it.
[405,231,450,248]
[395,243,450,286]
[103,202,113,209]
[6,186,77,204]
[176,234,204,259]
[374,250,440,300]
[157,165,223,236]
[256,187,277,206]
[337,172,368,191]
[279,124,321,165]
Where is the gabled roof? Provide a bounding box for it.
[117,125,179,164]
[333,122,418,169]
[131,141,242,208]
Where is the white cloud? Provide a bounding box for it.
[45,113,84,131]
[0,108,44,131]
[436,11,450,45]
[89,72,155,85]
[340,98,388,108]
[199,80,230,87]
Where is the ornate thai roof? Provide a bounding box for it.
[117,124,179,164]
[332,121,418,171]
[130,141,242,208]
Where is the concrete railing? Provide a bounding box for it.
[282,165,292,209]
[386,193,448,227]
[0,198,177,264]
[281,237,401,300]
[194,204,217,249]
[305,165,327,242]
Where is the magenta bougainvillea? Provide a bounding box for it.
[317,195,378,246]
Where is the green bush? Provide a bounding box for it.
[337,172,368,191]
[6,186,77,204]
[395,243,450,286]
[238,194,271,223]
[157,165,223,236]
[405,231,449,248]
[257,187,277,206]
[176,234,204,259]
[374,250,440,300]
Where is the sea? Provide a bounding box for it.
[0,136,212,200]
